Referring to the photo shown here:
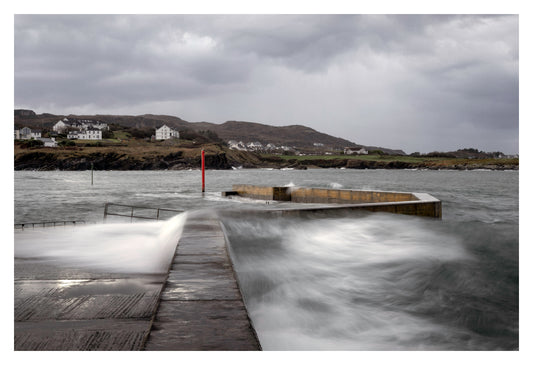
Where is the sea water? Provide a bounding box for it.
[13,169,519,350]
[223,212,518,350]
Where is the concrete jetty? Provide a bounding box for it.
[225,184,442,218]
[14,212,260,351]
[144,211,260,350]
[14,185,440,350]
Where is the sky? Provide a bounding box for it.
[14,13,519,154]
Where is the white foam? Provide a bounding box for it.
[14,213,187,273]
[227,214,475,350]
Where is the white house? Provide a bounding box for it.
[20,127,31,138]
[155,125,179,140]
[344,147,368,155]
[228,140,248,150]
[53,119,69,133]
[85,128,102,139]
[80,120,109,131]
[31,130,42,139]
[67,128,102,140]
[247,141,263,150]
[16,127,41,139]
[53,118,108,133]
[37,137,58,147]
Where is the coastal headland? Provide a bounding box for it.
[14,111,518,171]
[14,141,518,171]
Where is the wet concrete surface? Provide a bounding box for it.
[144,214,261,350]
[14,259,165,350]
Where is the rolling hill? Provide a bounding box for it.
[14,110,405,154]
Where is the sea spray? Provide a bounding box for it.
[14,212,187,274]
[328,182,343,189]
[223,213,517,350]
[14,169,518,350]
[283,181,297,196]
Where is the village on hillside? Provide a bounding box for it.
[14,115,519,172]
[15,119,183,146]
[14,114,517,160]
[15,117,374,157]
[15,118,109,147]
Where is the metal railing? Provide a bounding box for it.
[14,220,85,230]
[103,203,183,222]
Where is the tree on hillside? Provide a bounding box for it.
[179,129,226,145]
[128,127,153,139]
[17,139,44,148]
[58,140,75,147]
[102,130,114,139]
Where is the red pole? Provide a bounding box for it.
[201,149,205,192]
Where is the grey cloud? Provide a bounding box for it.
[14,14,519,154]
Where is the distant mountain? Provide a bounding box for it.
[14,110,405,154]
[14,109,36,118]
[205,120,359,149]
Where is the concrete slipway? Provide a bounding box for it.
[14,185,440,350]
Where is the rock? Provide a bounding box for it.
[346,159,379,169]
[204,152,231,169]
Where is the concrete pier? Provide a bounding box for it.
[144,211,261,350]
[14,213,260,351]
[227,184,442,218]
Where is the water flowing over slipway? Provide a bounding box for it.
[222,213,518,350]
[15,213,187,274]
[14,169,518,350]
[14,210,518,350]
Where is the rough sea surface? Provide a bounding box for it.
[14,169,518,350]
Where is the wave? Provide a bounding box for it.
[224,213,517,350]
[15,213,187,274]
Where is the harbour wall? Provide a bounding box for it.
[227,184,442,218]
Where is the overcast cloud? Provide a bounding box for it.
[14,14,518,154]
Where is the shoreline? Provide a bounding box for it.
[14,164,519,172]
[14,146,519,172]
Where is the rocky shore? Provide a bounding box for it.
[14,149,519,171]
[294,158,518,171]
[14,150,233,171]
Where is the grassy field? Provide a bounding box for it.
[263,153,519,168]
[14,138,225,160]
[267,154,448,163]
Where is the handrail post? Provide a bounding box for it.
[103,203,109,221]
